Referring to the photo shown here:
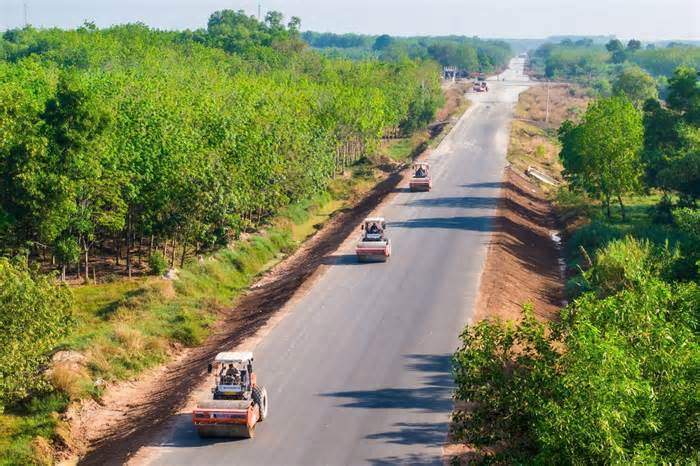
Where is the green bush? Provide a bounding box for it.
[453,246,700,463]
[0,258,73,410]
[148,252,168,276]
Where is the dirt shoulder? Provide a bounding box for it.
[472,166,564,323]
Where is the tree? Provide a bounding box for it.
[626,39,642,52]
[667,66,700,125]
[613,66,658,109]
[373,34,393,51]
[606,39,626,63]
[559,96,644,219]
[0,257,73,408]
[287,16,301,32]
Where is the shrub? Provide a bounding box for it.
[0,258,73,410]
[148,252,168,276]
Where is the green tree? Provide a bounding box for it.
[612,66,658,109]
[0,257,73,409]
[667,66,700,125]
[626,39,642,52]
[606,39,626,64]
[559,96,644,219]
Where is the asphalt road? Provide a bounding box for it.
[144,58,530,466]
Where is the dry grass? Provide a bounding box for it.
[49,363,92,401]
[508,84,591,184]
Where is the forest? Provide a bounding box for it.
[302,31,512,74]
[529,37,700,95]
[0,11,450,281]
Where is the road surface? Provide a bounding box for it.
[143,58,530,466]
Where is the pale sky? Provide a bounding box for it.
[1,0,698,40]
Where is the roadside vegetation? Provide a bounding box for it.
[453,58,700,462]
[302,32,511,75]
[528,37,700,97]
[0,10,482,463]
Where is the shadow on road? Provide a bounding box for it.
[320,353,453,412]
[153,413,273,448]
[390,215,496,232]
[462,181,542,203]
[402,196,498,210]
[321,254,362,266]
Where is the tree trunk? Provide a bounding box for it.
[180,242,187,268]
[137,235,143,266]
[126,212,132,278]
[617,194,626,221]
[116,238,121,266]
[84,245,89,283]
[170,238,176,267]
[61,264,66,282]
[606,197,611,219]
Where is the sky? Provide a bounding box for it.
[1,0,698,41]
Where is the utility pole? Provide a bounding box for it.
[257,2,261,21]
[545,80,550,125]
[23,1,28,27]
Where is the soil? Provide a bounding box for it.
[473,166,564,323]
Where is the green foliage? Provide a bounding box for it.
[453,243,700,463]
[0,258,73,410]
[148,252,168,276]
[612,66,658,109]
[0,15,444,271]
[303,32,512,74]
[559,96,644,218]
[629,46,700,78]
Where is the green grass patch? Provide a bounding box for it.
[384,138,415,162]
[0,393,69,466]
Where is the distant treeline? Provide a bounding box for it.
[0,11,444,278]
[529,37,700,93]
[302,31,512,73]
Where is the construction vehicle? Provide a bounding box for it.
[192,352,268,438]
[409,162,432,192]
[355,217,391,262]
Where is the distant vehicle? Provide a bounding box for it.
[409,162,431,192]
[192,352,268,438]
[355,217,391,262]
[473,83,484,92]
[481,81,488,91]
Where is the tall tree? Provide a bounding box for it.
[559,96,644,219]
[613,66,658,109]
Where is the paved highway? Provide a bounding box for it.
[142,58,530,466]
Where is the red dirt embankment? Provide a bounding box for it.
[473,166,564,323]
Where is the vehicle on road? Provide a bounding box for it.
[473,82,484,92]
[355,217,391,262]
[192,352,268,438]
[481,81,488,91]
[409,162,432,192]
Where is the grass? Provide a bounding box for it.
[507,84,590,186]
